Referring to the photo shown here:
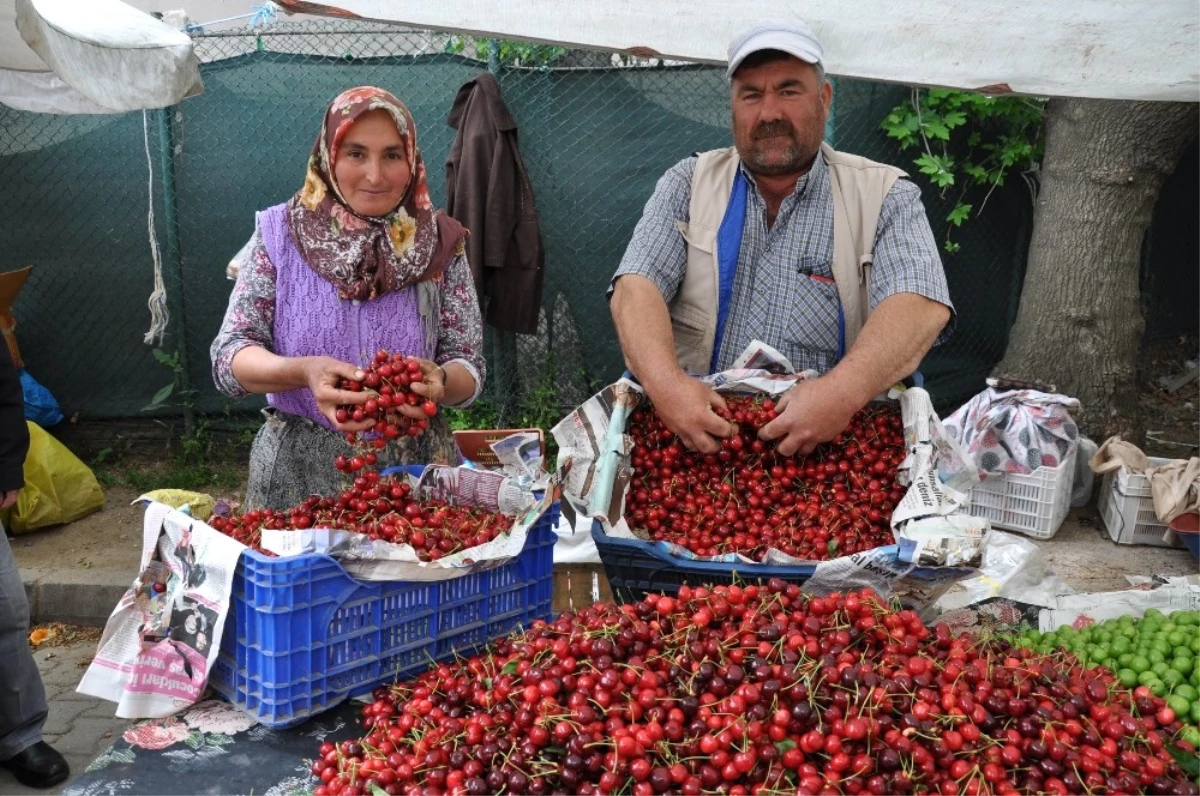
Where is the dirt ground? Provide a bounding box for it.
[1138,334,1199,459]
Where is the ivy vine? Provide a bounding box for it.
[880,89,1045,253]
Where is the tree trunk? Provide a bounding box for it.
[995,99,1196,442]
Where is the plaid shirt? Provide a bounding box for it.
[613,150,954,373]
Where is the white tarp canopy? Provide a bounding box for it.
[0,0,202,114]
[278,0,1200,102]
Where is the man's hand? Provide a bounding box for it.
[647,378,735,455]
[758,378,856,457]
[0,489,18,509]
[303,356,374,432]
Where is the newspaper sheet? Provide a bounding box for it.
[77,503,246,719]
[553,342,987,604]
[489,431,551,490]
[1039,576,1200,631]
[260,465,553,582]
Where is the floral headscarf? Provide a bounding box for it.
[288,86,465,301]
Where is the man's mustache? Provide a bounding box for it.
[751,120,797,140]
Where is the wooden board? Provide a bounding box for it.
[552,564,613,613]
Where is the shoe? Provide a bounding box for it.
[0,742,69,789]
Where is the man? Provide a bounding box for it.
[610,20,953,456]
[0,340,69,789]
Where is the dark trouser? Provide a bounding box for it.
[0,525,47,760]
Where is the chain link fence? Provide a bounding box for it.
[1,19,1050,431]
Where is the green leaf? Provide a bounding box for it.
[941,110,967,129]
[775,739,797,752]
[501,660,519,676]
[1166,742,1200,778]
[85,746,137,773]
[369,785,389,796]
[947,203,973,227]
[142,383,175,411]
[913,154,956,188]
[184,730,205,749]
[963,164,989,184]
[920,118,951,141]
[827,538,838,555]
[943,240,962,254]
[152,348,175,367]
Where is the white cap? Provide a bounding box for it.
[726,20,823,81]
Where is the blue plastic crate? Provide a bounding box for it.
[591,521,816,603]
[210,498,558,728]
[592,521,952,605]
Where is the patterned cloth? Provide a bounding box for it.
[61,697,362,796]
[290,86,464,301]
[612,151,954,373]
[943,386,1080,479]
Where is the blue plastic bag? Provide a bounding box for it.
[20,369,64,427]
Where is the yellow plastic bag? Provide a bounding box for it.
[2,421,105,533]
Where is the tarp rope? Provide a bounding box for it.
[142,109,169,346]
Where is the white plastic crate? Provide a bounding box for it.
[965,446,1076,539]
[1098,456,1184,548]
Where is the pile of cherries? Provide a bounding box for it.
[334,350,439,473]
[309,583,1198,796]
[208,470,511,561]
[625,396,906,561]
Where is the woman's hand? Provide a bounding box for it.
[398,358,446,421]
[302,356,375,431]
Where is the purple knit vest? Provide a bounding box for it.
[259,203,430,429]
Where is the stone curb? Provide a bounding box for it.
[20,567,131,627]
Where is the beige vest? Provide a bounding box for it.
[670,143,905,374]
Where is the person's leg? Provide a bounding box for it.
[0,526,67,789]
[0,528,47,760]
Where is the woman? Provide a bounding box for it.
[211,86,485,509]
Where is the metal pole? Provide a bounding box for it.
[154,105,194,437]
[487,38,500,74]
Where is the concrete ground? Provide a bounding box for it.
[5,485,1197,794]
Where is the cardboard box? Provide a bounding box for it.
[0,266,33,369]
[454,428,545,469]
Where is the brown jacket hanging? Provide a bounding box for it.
[445,72,545,335]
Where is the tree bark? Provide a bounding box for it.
[995,99,1196,442]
